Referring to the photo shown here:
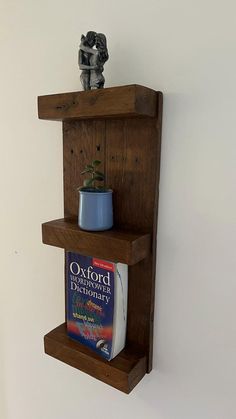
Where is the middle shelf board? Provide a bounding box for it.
[42,218,151,265]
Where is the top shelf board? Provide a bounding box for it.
[38,84,158,121]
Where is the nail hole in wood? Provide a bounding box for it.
[96,144,101,151]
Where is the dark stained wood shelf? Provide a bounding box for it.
[42,218,151,265]
[38,84,163,394]
[38,84,157,121]
[44,323,147,394]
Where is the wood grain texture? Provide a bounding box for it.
[38,85,157,121]
[44,323,147,394]
[39,85,163,391]
[63,119,105,217]
[62,91,163,373]
[42,218,151,265]
[104,93,163,371]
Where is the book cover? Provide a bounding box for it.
[66,252,128,361]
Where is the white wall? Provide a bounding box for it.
[1,1,236,418]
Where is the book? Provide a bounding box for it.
[66,251,128,361]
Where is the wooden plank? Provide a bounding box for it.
[105,92,163,371]
[63,119,106,218]
[42,218,151,265]
[44,323,147,394]
[38,85,157,121]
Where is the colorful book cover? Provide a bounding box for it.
[66,252,117,360]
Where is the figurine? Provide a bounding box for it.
[78,32,109,90]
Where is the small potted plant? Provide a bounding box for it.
[78,160,113,231]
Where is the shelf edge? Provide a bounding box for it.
[44,323,147,394]
[42,219,151,265]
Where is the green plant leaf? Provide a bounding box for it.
[94,171,104,178]
[85,164,94,170]
[81,168,93,174]
[83,178,94,187]
[94,175,104,181]
[92,160,101,167]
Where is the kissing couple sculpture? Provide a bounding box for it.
[78,31,109,91]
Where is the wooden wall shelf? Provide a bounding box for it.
[42,218,151,265]
[38,84,163,393]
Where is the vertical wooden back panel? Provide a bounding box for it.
[63,92,163,372]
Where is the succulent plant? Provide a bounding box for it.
[79,160,106,190]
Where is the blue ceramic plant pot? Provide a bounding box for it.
[78,189,113,231]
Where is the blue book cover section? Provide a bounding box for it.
[66,252,114,360]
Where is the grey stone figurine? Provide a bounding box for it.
[78,31,109,90]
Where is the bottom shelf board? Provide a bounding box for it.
[44,323,147,394]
